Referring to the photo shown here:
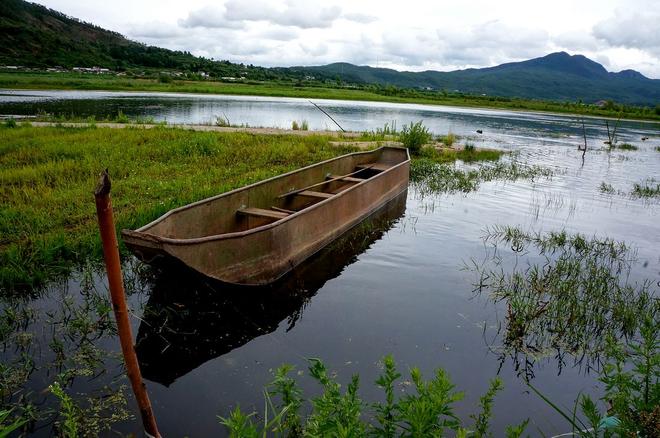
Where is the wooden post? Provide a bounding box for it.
[94,169,161,438]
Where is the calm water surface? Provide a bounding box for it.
[0,90,658,436]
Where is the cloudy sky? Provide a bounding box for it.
[35,0,660,78]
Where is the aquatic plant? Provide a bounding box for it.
[469,226,658,377]
[410,158,553,197]
[531,316,659,437]
[301,120,309,131]
[599,182,615,194]
[399,121,431,155]
[463,143,475,152]
[615,143,638,151]
[632,179,660,198]
[218,356,526,437]
[291,120,300,130]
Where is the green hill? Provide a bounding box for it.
[290,52,660,105]
[1,0,658,106]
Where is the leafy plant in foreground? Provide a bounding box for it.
[219,356,526,437]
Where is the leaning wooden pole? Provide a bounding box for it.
[94,169,161,438]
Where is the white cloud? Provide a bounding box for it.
[31,0,660,78]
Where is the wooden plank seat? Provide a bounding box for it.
[296,190,333,199]
[328,175,364,183]
[356,163,391,171]
[237,207,289,220]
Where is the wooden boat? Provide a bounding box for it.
[122,146,410,285]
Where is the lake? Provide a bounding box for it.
[0,90,658,436]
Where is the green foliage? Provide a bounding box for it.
[600,317,659,437]
[399,121,431,155]
[615,143,638,151]
[437,132,456,147]
[114,110,129,123]
[0,409,27,437]
[158,73,172,84]
[301,120,309,131]
[359,122,398,141]
[3,118,16,128]
[470,378,503,437]
[530,317,659,437]
[219,357,521,437]
[292,120,300,130]
[463,143,475,152]
[50,382,79,438]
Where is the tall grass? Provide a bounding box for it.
[0,125,356,293]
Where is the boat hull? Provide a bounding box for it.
[122,147,410,285]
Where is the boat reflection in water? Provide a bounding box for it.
[135,191,407,386]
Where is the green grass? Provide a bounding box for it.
[615,143,638,151]
[0,125,359,293]
[2,72,659,121]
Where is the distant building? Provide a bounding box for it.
[594,100,608,107]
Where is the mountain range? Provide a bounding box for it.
[1,0,659,106]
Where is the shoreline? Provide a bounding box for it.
[1,74,658,123]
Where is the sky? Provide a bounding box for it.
[34,0,660,78]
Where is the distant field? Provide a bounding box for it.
[1,72,658,121]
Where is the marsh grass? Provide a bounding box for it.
[358,122,398,141]
[632,179,660,198]
[410,158,553,196]
[417,145,505,164]
[468,226,658,378]
[0,125,356,293]
[614,143,638,151]
[437,132,456,147]
[599,182,616,194]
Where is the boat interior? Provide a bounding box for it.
[137,147,408,239]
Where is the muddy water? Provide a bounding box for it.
[0,90,659,436]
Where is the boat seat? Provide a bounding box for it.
[237,207,289,220]
[296,190,333,199]
[356,163,391,171]
[328,175,364,183]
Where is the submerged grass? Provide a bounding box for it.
[632,178,660,198]
[0,125,358,293]
[410,158,553,196]
[469,226,658,378]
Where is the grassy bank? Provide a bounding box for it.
[0,123,510,293]
[1,72,658,122]
[0,125,358,292]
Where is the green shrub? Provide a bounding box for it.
[3,118,16,128]
[301,120,309,131]
[399,121,431,155]
[158,74,172,84]
[291,120,300,130]
[464,143,475,152]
